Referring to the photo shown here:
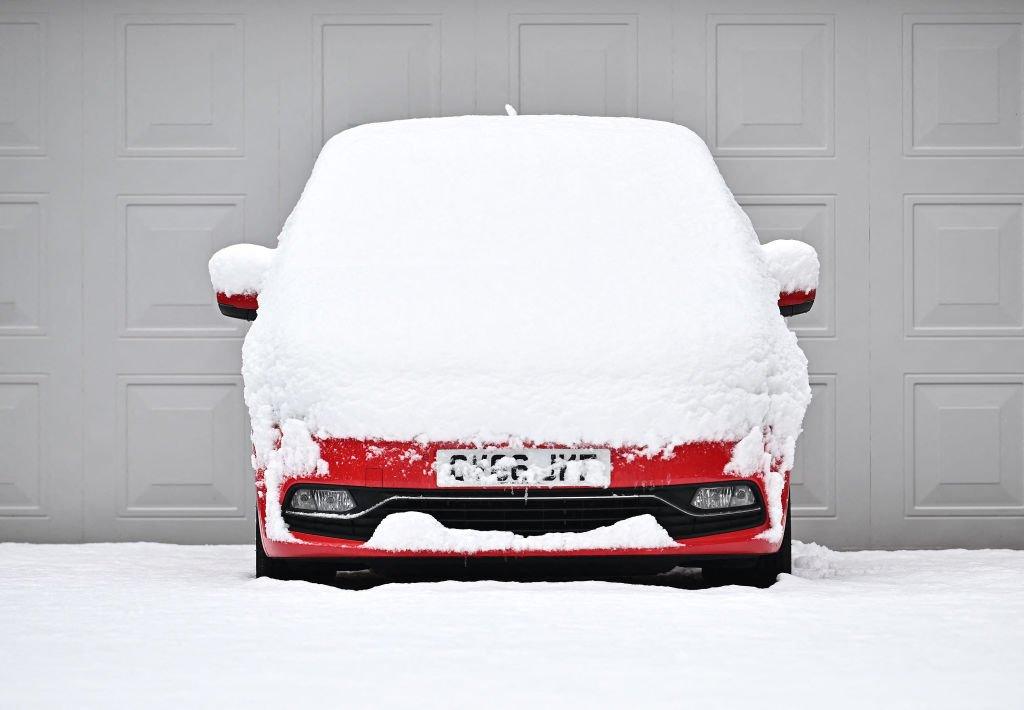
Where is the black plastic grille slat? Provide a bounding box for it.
[283,484,765,541]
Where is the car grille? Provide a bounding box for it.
[282,485,765,542]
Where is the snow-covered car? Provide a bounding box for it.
[209,115,818,586]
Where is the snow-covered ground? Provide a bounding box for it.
[1,542,1021,709]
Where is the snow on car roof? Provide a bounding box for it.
[241,115,810,537]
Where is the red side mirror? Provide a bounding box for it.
[209,244,274,322]
[217,292,259,321]
[778,289,815,317]
[760,240,819,319]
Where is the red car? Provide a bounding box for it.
[210,115,818,587]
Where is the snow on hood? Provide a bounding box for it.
[239,115,811,539]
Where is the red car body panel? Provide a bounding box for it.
[778,289,815,308]
[217,291,258,310]
[257,438,788,559]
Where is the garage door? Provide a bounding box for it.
[2,0,1021,548]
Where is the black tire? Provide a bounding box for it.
[702,502,792,588]
[255,524,288,579]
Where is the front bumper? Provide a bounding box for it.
[259,520,783,561]
[258,438,788,561]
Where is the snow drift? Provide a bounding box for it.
[363,512,680,553]
[6,543,1024,709]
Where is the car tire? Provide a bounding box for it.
[256,522,338,583]
[702,501,792,588]
[255,522,289,579]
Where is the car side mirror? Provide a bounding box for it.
[761,240,819,317]
[209,244,275,321]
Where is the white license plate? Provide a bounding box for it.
[435,449,612,488]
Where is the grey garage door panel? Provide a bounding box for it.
[79,0,281,542]
[0,2,84,542]
[277,0,478,222]
[868,0,1024,549]
[0,0,1020,548]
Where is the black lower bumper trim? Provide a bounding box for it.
[270,553,770,581]
[218,303,257,320]
[780,298,814,317]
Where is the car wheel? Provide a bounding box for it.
[256,523,289,579]
[256,522,338,583]
[702,501,792,588]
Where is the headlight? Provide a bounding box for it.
[691,484,757,510]
[289,486,356,513]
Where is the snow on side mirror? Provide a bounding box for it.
[209,244,275,321]
[761,240,819,317]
